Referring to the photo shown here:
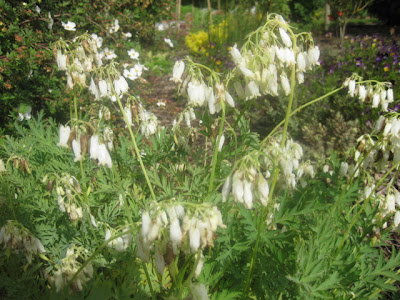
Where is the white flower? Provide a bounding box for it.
[308,46,320,66]
[187,81,206,106]
[98,144,112,168]
[232,171,244,203]
[48,12,54,30]
[358,85,367,102]
[122,32,132,39]
[114,76,129,95]
[245,81,260,100]
[127,49,139,60]
[234,82,245,99]
[243,180,254,209]
[171,60,185,83]
[109,19,120,33]
[72,139,83,162]
[170,218,182,245]
[164,38,174,48]
[18,106,32,121]
[348,80,356,97]
[372,93,380,108]
[230,44,243,65]
[124,106,133,127]
[189,226,200,252]
[57,125,71,148]
[394,211,400,228]
[296,52,306,72]
[296,72,304,84]
[89,78,100,100]
[238,62,255,79]
[339,162,349,177]
[258,176,269,206]
[221,176,232,202]
[218,135,225,152]
[207,86,216,114]
[102,48,117,60]
[89,135,101,161]
[279,27,292,47]
[280,73,291,96]
[91,33,103,48]
[387,89,394,102]
[56,50,67,70]
[225,91,235,107]
[123,68,139,81]
[61,20,76,31]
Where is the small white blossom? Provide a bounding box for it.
[61,20,76,31]
[57,125,71,148]
[171,60,185,83]
[164,38,174,48]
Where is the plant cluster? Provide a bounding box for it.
[1,13,400,299]
[0,0,174,135]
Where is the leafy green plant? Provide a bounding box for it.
[1,13,400,299]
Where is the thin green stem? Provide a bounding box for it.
[115,94,156,201]
[208,104,226,195]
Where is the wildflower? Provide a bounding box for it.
[225,91,235,107]
[18,106,32,121]
[206,86,217,114]
[48,12,54,30]
[89,77,100,100]
[239,62,255,79]
[387,89,394,102]
[171,60,185,83]
[218,135,225,152]
[257,176,269,206]
[154,245,165,275]
[187,81,206,106]
[109,19,120,33]
[61,21,76,31]
[113,76,129,95]
[189,226,201,252]
[307,46,320,66]
[234,82,245,99]
[170,218,182,246]
[348,80,356,97]
[279,27,292,47]
[297,52,306,73]
[280,73,291,96]
[123,68,139,81]
[230,44,243,65]
[56,50,67,70]
[57,125,71,148]
[189,283,209,300]
[91,33,103,48]
[102,48,117,60]
[164,38,174,48]
[221,176,232,202]
[0,159,5,172]
[122,32,132,39]
[97,144,112,168]
[127,49,139,60]
[72,139,83,162]
[245,81,261,100]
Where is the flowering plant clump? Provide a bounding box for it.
[1,13,400,299]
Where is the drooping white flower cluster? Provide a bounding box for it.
[0,220,46,263]
[170,60,235,114]
[89,73,129,101]
[136,202,225,277]
[123,63,147,81]
[56,174,83,221]
[109,19,120,33]
[352,114,400,175]
[56,125,114,168]
[54,34,103,89]
[263,138,314,190]
[105,227,132,252]
[229,14,320,101]
[139,105,159,137]
[53,245,93,292]
[222,167,270,209]
[345,77,394,112]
